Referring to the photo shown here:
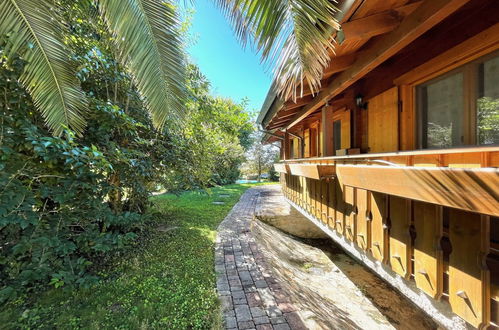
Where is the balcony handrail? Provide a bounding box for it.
[282,145,499,163]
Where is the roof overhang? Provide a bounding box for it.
[256,0,357,134]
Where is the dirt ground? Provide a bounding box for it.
[251,217,438,330]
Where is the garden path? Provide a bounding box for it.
[216,185,437,330]
[215,186,305,330]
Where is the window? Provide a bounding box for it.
[477,55,499,145]
[418,72,464,148]
[331,108,351,154]
[417,52,499,149]
[333,120,342,152]
[304,129,310,157]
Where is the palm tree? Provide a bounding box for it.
[215,0,339,101]
[0,0,339,135]
[1,0,185,135]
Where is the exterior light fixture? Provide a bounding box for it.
[355,94,368,110]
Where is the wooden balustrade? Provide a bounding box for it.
[276,147,499,328]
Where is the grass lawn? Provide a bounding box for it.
[0,183,273,329]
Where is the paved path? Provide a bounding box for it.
[215,187,306,330]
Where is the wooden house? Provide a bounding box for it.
[257,0,499,328]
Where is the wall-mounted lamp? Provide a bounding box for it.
[355,94,368,110]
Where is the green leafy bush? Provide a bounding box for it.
[0,1,254,303]
[0,53,142,301]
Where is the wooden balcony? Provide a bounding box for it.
[279,146,499,216]
[336,165,498,216]
[287,163,335,180]
[273,163,289,174]
[277,146,499,328]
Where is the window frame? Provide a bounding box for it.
[415,50,499,149]
[331,107,351,154]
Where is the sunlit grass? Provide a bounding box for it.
[0,183,273,329]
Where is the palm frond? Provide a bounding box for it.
[211,0,251,48]
[98,0,186,129]
[214,0,339,101]
[0,0,87,135]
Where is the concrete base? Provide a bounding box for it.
[254,185,327,239]
[286,198,471,330]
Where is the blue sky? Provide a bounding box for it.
[186,0,272,114]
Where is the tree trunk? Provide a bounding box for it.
[257,156,262,182]
[108,173,122,213]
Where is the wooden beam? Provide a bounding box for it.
[282,91,351,114]
[340,0,364,23]
[336,165,499,216]
[288,164,336,180]
[273,113,300,124]
[340,0,425,44]
[277,111,300,120]
[341,11,401,43]
[274,163,289,174]
[281,95,314,112]
[323,55,356,78]
[268,119,290,128]
[286,0,471,129]
[270,57,355,125]
[295,82,325,98]
[268,110,322,130]
[267,119,292,130]
[395,22,499,85]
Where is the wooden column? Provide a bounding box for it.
[321,106,329,157]
[389,196,412,278]
[344,186,356,242]
[315,180,322,220]
[310,178,316,215]
[413,202,443,299]
[448,210,490,328]
[335,183,346,235]
[327,179,337,228]
[356,189,371,251]
[371,192,388,263]
[283,132,290,160]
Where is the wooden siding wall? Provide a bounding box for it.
[279,173,497,328]
[281,5,499,158]
[367,87,399,153]
[272,8,499,328]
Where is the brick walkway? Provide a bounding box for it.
[215,186,306,330]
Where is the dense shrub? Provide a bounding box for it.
[0,1,254,301]
[0,54,142,301]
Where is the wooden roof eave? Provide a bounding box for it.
[258,0,362,135]
[284,0,472,130]
[264,0,425,132]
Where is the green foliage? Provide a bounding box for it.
[168,64,254,188]
[0,0,186,135]
[0,0,87,135]
[241,131,280,180]
[268,166,279,182]
[98,0,186,129]
[0,0,255,303]
[427,122,452,148]
[477,96,499,145]
[2,0,343,135]
[214,0,340,100]
[0,52,142,301]
[0,184,262,329]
